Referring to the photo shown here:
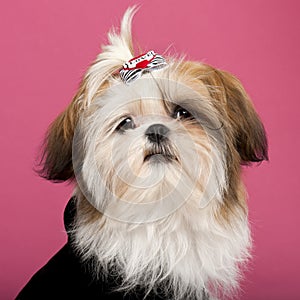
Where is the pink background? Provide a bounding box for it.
[1,0,299,299]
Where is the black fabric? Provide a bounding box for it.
[16,198,167,300]
[16,243,164,300]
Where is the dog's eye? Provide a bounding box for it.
[117,117,135,131]
[172,106,192,120]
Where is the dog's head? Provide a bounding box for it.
[38,7,268,298]
[39,9,267,219]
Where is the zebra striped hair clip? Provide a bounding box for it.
[120,50,167,84]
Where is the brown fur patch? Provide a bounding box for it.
[37,101,79,181]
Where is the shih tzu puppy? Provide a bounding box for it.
[17,7,268,300]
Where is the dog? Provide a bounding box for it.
[17,7,268,300]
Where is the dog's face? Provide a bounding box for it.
[38,7,268,299]
[74,74,227,222]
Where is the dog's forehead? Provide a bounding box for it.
[95,78,164,116]
[101,72,206,108]
[110,76,165,102]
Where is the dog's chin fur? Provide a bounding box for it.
[73,190,250,300]
[38,6,268,300]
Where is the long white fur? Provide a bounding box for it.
[71,7,251,300]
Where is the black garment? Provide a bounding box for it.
[16,198,165,300]
[16,198,209,300]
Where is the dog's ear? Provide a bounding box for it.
[37,101,80,182]
[200,65,268,164]
[218,69,268,164]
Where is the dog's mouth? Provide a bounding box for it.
[144,146,177,163]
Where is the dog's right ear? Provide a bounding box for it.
[37,101,80,182]
[192,62,268,165]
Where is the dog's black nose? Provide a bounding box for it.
[145,124,169,143]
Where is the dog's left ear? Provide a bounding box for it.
[205,67,268,164]
[37,101,79,182]
[219,69,268,164]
